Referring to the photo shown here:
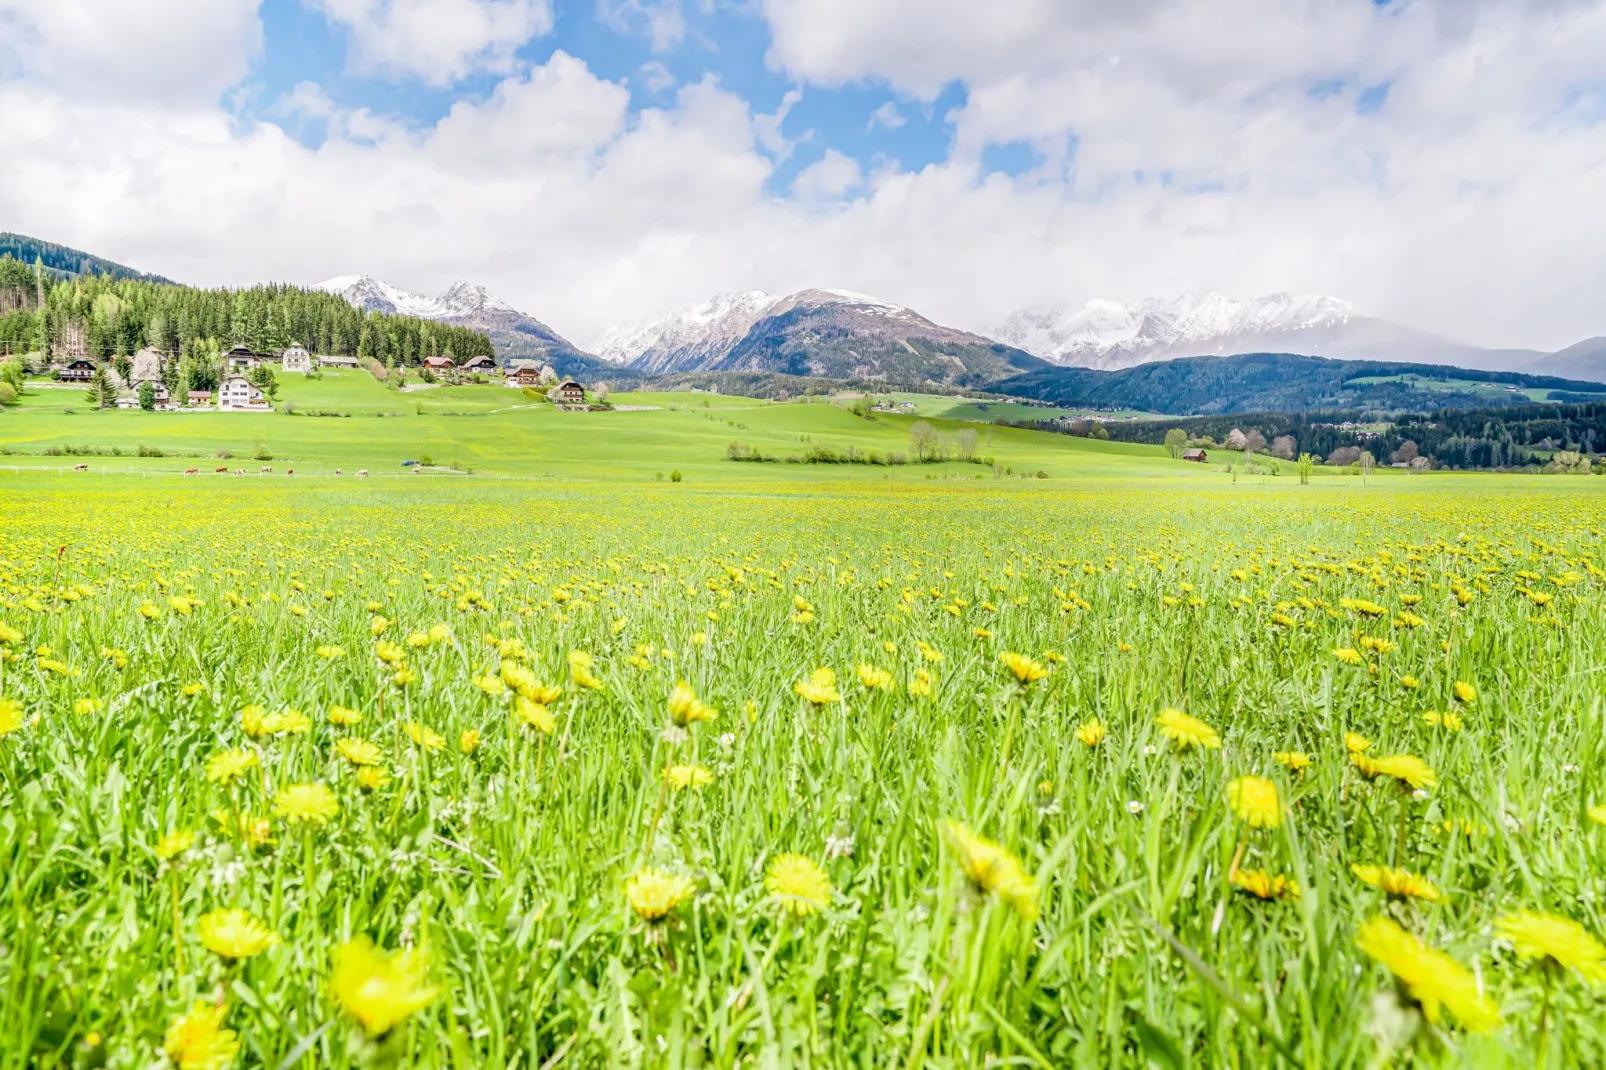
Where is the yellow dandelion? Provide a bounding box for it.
[163,1001,240,1070]
[1157,708,1221,750]
[794,667,841,705]
[940,820,1038,920]
[330,936,438,1036]
[1452,680,1477,705]
[406,722,446,751]
[356,765,389,792]
[272,783,339,825]
[1075,717,1106,747]
[663,764,713,790]
[625,867,694,922]
[1231,869,1299,901]
[514,696,557,734]
[155,829,195,862]
[1226,776,1281,828]
[1352,752,1436,791]
[1273,751,1311,772]
[765,853,833,916]
[335,738,381,766]
[1356,916,1500,1032]
[1589,804,1606,826]
[0,696,26,737]
[856,663,895,691]
[328,705,362,726]
[205,748,259,785]
[197,909,278,960]
[1350,863,1443,902]
[1496,910,1606,983]
[460,729,481,754]
[999,651,1047,683]
[1333,647,1364,666]
[667,681,717,725]
[1345,731,1372,753]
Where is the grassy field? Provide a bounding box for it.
[1345,373,1606,405]
[4,376,1606,1067]
[0,373,1218,482]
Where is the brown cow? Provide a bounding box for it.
[74,463,89,471]
[185,468,200,476]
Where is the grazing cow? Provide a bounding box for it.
[74,463,89,471]
[286,468,294,476]
[215,466,229,473]
[260,466,272,474]
[184,468,199,476]
[234,469,245,476]
[356,469,369,477]
[335,468,342,475]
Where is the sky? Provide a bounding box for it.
[0,0,1604,351]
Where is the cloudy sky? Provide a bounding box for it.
[1,0,1603,350]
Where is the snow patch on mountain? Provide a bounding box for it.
[995,292,1358,369]
[316,274,520,322]
[590,290,778,367]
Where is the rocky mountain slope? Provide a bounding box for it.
[595,288,1046,387]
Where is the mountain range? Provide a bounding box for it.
[591,287,1046,386]
[315,274,609,376]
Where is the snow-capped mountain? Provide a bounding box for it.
[591,291,778,373]
[317,274,601,373]
[995,292,1543,372]
[594,287,1045,385]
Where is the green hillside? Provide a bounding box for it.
[0,232,174,283]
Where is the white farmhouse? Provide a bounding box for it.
[282,343,312,373]
[218,374,271,412]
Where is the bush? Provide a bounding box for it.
[136,444,164,458]
[0,382,16,407]
[670,470,683,482]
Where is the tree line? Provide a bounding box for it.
[1048,403,1606,470]
[0,256,494,367]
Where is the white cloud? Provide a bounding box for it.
[0,0,261,102]
[792,148,863,199]
[868,101,905,130]
[598,0,687,53]
[637,60,678,94]
[309,0,554,85]
[1,0,1604,354]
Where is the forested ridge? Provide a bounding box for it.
[0,255,493,366]
[0,232,174,283]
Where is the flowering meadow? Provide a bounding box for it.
[2,473,1605,1067]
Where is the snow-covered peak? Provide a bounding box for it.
[316,274,524,322]
[590,290,778,366]
[995,292,1359,369]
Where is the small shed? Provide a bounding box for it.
[553,379,586,406]
[318,354,359,369]
[1182,448,1208,463]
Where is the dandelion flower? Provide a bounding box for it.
[625,867,694,922]
[856,664,895,691]
[1495,910,1606,983]
[356,766,389,792]
[663,764,713,790]
[1333,647,1364,666]
[1356,916,1500,1032]
[795,668,841,705]
[1273,751,1311,772]
[765,853,833,916]
[940,820,1038,920]
[1590,804,1606,826]
[164,1001,240,1070]
[328,705,362,726]
[335,738,381,766]
[667,681,717,725]
[1352,752,1437,791]
[1345,732,1372,754]
[1226,776,1281,828]
[1075,718,1106,747]
[330,936,438,1037]
[514,697,556,734]
[459,729,481,754]
[316,645,345,660]
[0,697,24,737]
[1350,863,1442,902]
[272,783,339,825]
[205,748,259,785]
[1231,869,1299,901]
[1452,680,1477,705]
[406,722,446,751]
[568,650,602,689]
[999,651,1047,684]
[156,829,195,861]
[1157,708,1220,750]
[198,909,278,960]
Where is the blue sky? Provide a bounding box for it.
[246,0,975,195]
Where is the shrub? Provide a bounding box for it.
[670,470,683,482]
[0,382,16,407]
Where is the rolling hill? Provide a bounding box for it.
[995,352,1606,415]
[0,232,175,284]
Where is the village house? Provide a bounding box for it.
[504,361,542,387]
[553,379,586,406]
[59,358,97,382]
[187,390,213,408]
[217,373,271,412]
[318,354,359,369]
[224,345,261,371]
[281,343,311,373]
[423,355,456,373]
[1182,448,1208,463]
[459,355,496,374]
